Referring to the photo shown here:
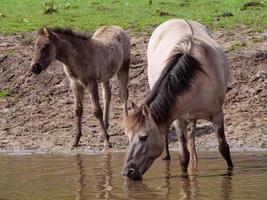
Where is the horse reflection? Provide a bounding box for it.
[75,153,115,200]
[124,160,172,200]
[95,153,114,200]
[179,175,199,200]
[124,181,167,200]
[162,160,171,199]
[75,154,85,200]
[179,170,233,200]
[220,170,233,200]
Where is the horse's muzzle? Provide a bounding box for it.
[122,167,142,181]
[31,63,42,74]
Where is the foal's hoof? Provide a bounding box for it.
[104,141,112,148]
[162,155,171,160]
[99,134,110,142]
[72,142,79,149]
[104,123,109,130]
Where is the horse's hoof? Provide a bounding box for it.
[162,156,171,160]
[104,141,112,149]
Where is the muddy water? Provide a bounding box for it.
[0,152,266,200]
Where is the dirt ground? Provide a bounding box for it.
[0,27,266,154]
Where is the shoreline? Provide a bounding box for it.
[1,28,266,155]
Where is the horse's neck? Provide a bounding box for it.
[55,37,76,66]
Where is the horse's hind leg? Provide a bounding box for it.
[101,81,111,129]
[87,80,111,148]
[212,110,233,169]
[174,119,190,173]
[117,58,130,118]
[71,81,84,148]
[187,120,198,174]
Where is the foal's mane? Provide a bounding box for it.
[125,36,206,132]
[37,27,92,40]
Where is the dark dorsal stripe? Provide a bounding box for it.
[145,51,205,124]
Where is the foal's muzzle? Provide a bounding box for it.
[31,63,42,74]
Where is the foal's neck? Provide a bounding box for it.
[54,37,76,66]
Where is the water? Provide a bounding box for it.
[0,152,266,200]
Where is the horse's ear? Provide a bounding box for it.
[130,101,138,110]
[142,104,151,119]
[43,26,56,41]
[43,26,51,37]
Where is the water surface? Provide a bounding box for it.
[0,152,266,200]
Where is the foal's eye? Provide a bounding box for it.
[43,44,50,51]
[139,135,148,142]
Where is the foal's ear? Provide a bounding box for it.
[142,104,151,119]
[43,26,56,41]
[43,26,51,37]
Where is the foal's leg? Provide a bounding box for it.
[187,120,198,174]
[173,119,190,173]
[101,81,111,130]
[87,80,111,148]
[163,133,171,160]
[117,59,130,118]
[212,110,233,169]
[71,81,84,148]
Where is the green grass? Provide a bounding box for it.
[0,0,266,34]
[229,40,247,51]
[0,90,9,99]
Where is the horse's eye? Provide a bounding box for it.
[139,135,148,142]
[43,44,49,51]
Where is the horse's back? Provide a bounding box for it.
[93,25,130,60]
[147,19,229,120]
[147,19,228,89]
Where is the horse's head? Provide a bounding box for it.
[122,103,164,180]
[31,26,57,75]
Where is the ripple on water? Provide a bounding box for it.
[0,152,266,200]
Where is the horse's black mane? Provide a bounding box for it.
[37,27,92,40]
[145,48,205,124]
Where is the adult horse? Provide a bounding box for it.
[31,26,131,148]
[122,19,233,180]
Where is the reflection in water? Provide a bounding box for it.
[0,152,266,200]
[124,180,164,200]
[75,153,115,200]
[75,154,85,200]
[220,170,233,200]
[124,160,173,200]
[163,160,171,199]
[95,153,114,200]
[180,175,199,200]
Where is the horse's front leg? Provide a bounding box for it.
[174,119,190,173]
[87,80,111,148]
[101,81,111,130]
[162,133,171,160]
[71,81,84,148]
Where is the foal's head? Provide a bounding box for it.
[122,104,164,180]
[31,27,57,74]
